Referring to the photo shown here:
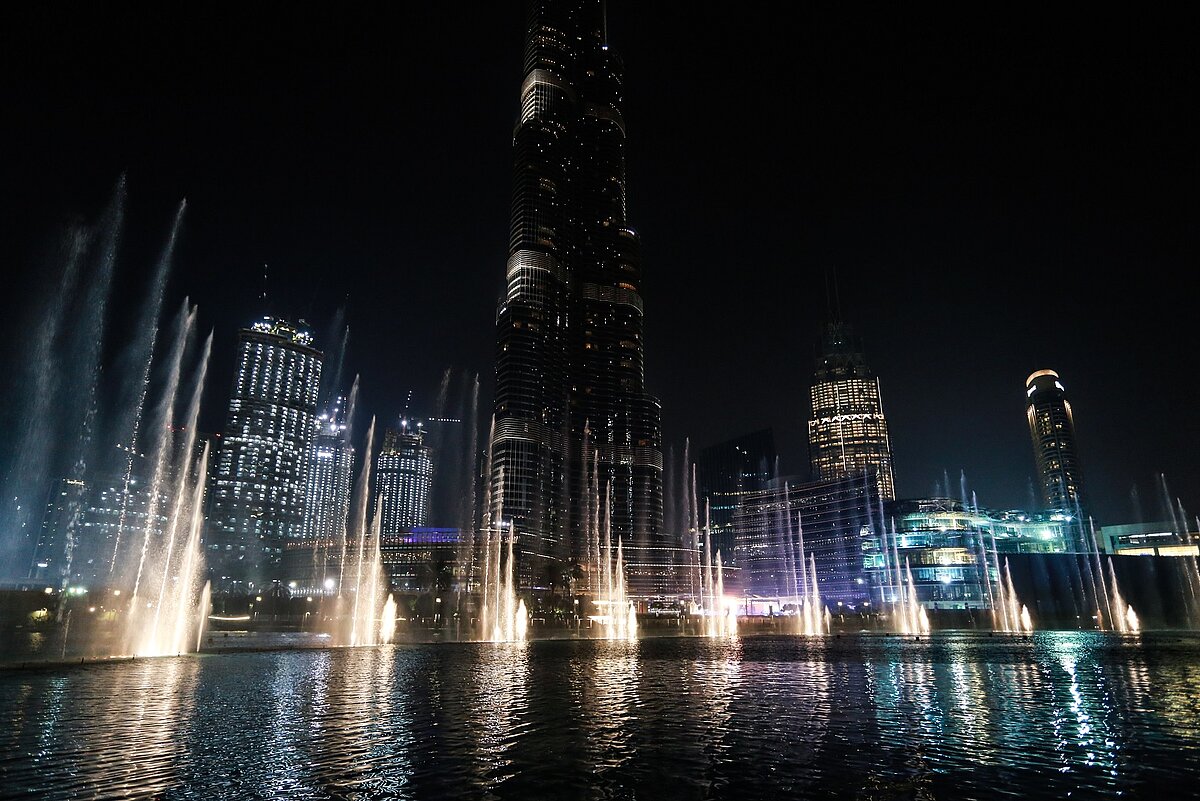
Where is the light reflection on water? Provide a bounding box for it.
[2,632,1200,799]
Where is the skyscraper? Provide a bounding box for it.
[207,317,322,590]
[1025,369,1086,514]
[301,395,354,541]
[808,322,896,501]
[489,0,663,590]
[377,420,434,533]
[698,429,778,565]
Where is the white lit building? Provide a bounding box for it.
[301,395,354,541]
[208,317,322,589]
[376,420,433,533]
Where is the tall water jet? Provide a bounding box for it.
[333,377,362,600]
[110,200,186,577]
[589,476,637,641]
[895,558,930,636]
[141,333,212,656]
[133,442,212,657]
[116,322,212,657]
[129,303,196,596]
[57,181,125,589]
[1107,557,1140,634]
[993,558,1025,633]
[2,180,131,581]
[328,415,391,648]
[349,508,388,647]
[380,594,397,645]
[479,466,527,643]
[794,517,829,635]
[696,541,736,638]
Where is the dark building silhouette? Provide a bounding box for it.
[697,429,778,566]
[808,322,896,500]
[489,0,663,591]
[208,318,322,591]
[1025,369,1086,515]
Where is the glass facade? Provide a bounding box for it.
[863,498,1071,610]
[490,0,663,591]
[732,472,882,606]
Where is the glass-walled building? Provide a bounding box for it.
[864,498,1071,610]
[732,471,882,606]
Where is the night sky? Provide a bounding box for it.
[3,3,1197,524]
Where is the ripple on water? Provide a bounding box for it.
[1,632,1200,799]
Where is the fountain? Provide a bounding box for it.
[1107,557,1140,634]
[585,451,637,641]
[478,464,527,643]
[116,305,215,657]
[894,558,930,636]
[692,501,736,637]
[990,558,1029,634]
[0,186,220,658]
[793,516,828,636]
[380,594,398,645]
[330,419,394,648]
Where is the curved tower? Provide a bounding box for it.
[1025,369,1085,514]
[490,0,663,591]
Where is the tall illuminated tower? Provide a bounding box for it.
[808,322,896,500]
[1025,369,1086,514]
[301,395,354,541]
[377,419,434,533]
[208,317,322,590]
[490,0,664,590]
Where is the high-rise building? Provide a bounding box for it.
[29,477,86,585]
[808,322,896,500]
[207,317,322,590]
[377,420,434,533]
[30,475,167,587]
[698,429,778,564]
[489,0,663,591]
[1025,369,1086,515]
[301,396,354,541]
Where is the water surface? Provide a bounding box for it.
[2,632,1199,799]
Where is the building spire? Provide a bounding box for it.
[824,266,843,325]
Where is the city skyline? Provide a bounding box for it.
[3,4,1200,796]
[2,3,1197,523]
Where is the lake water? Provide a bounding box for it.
[2,631,1199,799]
